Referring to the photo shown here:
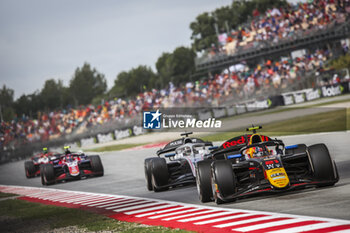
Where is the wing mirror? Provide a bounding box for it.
[164,153,176,158]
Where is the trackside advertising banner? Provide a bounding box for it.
[282,81,350,105]
[321,81,350,97]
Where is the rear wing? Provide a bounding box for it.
[157,138,213,156]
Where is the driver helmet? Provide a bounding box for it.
[42,147,48,155]
[184,147,191,156]
[42,147,49,157]
[245,146,267,159]
[64,146,71,155]
[252,146,265,157]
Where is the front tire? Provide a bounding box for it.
[151,158,169,192]
[90,155,104,176]
[308,143,339,187]
[41,164,55,185]
[144,158,154,191]
[211,160,236,204]
[196,160,213,202]
[24,161,36,178]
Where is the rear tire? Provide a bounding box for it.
[90,155,104,176]
[24,161,36,178]
[196,160,213,202]
[308,143,338,187]
[151,158,169,192]
[211,160,236,204]
[144,158,154,191]
[41,164,55,185]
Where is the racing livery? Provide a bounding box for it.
[24,148,59,178]
[196,126,339,204]
[40,147,104,185]
[144,132,214,191]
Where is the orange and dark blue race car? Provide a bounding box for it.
[196,126,339,204]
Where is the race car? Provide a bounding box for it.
[196,126,339,204]
[24,148,59,178]
[144,132,214,192]
[40,146,104,185]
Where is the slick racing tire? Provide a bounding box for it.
[25,161,36,178]
[211,160,236,204]
[41,164,55,185]
[144,158,155,191]
[196,160,213,203]
[151,158,169,192]
[90,155,104,176]
[308,143,339,187]
[40,165,45,185]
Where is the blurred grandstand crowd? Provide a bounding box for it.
[1,0,350,151]
[211,0,350,57]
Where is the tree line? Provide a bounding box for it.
[0,45,195,121]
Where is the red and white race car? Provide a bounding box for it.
[40,147,104,185]
[24,149,59,178]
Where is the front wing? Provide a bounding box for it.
[219,179,337,202]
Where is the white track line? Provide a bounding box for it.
[231,219,314,231]
[95,199,132,208]
[148,208,201,219]
[268,222,348,233]
[29,191,57,199]
[103,199,139,209]
[113,202,162,212]
[125,204,177,215]
[36,193,65,200]
[23,190,48,196]
[64,195,100,203]
[135,206,188,218]
[87,198,124,207]
[49,193,82,202]
[72,196,106,204]
[213,216,286,228]
[178,211,233,222]
[334,229,350,233]
[47,193,83,202]
[163,210,216,221]
[78,197,116,205]
[194,213,253,225]
[45,192,80,199]
[73,196,109,204]
[106,200,152,210]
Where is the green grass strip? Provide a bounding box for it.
[0,198,191,232]
[0,192,18,199]
[202,108,349,142]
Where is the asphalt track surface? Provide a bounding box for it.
[1,131,349,221]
